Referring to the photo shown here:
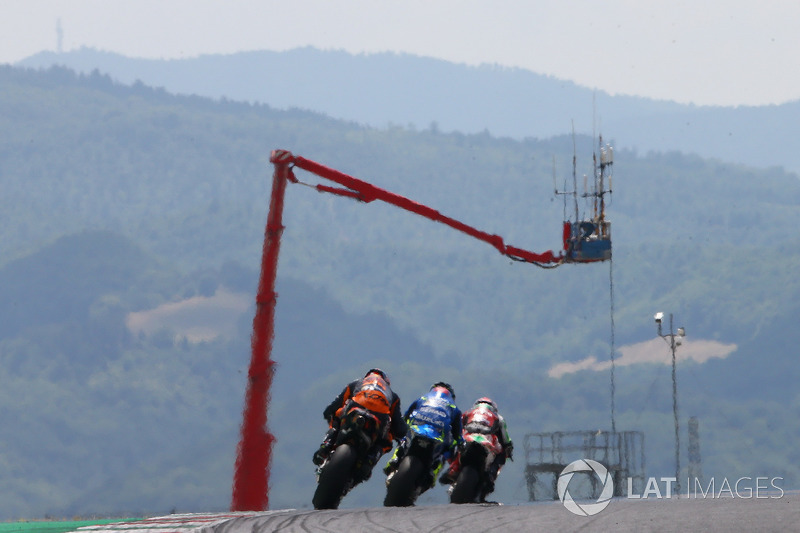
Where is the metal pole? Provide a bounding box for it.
[688,416,703,488]
[231,151,290,511]
[669,313,681,496]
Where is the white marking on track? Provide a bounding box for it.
[76,511,296,533]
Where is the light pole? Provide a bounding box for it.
[655,312,685,496]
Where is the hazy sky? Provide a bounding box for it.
[3,0,799,106]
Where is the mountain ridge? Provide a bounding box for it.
[17,47,800,175]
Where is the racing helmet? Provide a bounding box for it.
[365,367,389,384]
[430,381,455,400]
[474,397,497,413]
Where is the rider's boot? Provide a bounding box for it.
[439,457,461,485]
[312,427,338,466]
[383,451,400,475]
[383,439,408,475]
[425,460,444,489]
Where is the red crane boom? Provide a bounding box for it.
[287,151,565,266]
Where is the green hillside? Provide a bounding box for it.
[0,65,798,518]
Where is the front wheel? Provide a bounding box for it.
[384,455,425,507]
[450,465,481,504]
[312,444,357,510]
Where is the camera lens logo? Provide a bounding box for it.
[557,459,614,516]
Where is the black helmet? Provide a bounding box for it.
[431,381,455,399]
[365,368,389,384]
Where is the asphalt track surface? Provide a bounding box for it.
[75,495,799,533]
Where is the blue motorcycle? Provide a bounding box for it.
[383,422,451,507]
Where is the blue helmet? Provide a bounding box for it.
[431,381,455,400]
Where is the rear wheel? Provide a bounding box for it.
[384,455,424,507]
[312,444,357,509]
[450,465,481,504]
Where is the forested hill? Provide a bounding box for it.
[18,47,800,175]
[1,65,799,518]
[2,64,798,358]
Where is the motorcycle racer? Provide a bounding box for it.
[384,382,463,489]
[312,368,406,481]
[440,397,513,500]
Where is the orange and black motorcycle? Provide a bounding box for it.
[312,406,386,510]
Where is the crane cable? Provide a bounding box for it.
[609,253,617,434]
